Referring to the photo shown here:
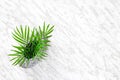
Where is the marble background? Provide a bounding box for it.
[0,0,120,80]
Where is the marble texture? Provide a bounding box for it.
[0,0,120,80]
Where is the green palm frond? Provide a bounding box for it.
[9,22,54,67]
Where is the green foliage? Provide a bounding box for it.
[9,22,54,66]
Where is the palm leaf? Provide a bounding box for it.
[19,58,25,66]
[46,24,50,32]
[39,26,43,39]
[12,25,30,45]
[15,57,24,65]
[27,26,30,42]
[24,26,27,39]
[12,45,24,52]
[43,22,46,35]
[30,28,35,42]
[46,26,54,36]
[12,33,26,44]
[10,57,18,61]
[11,50,23,54]
[8,53,21,56]
[9,22,54,67]
[12,56,23,65]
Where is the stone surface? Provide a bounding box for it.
[0,0,120,80]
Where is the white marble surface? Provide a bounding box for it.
[0,0,120,80]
